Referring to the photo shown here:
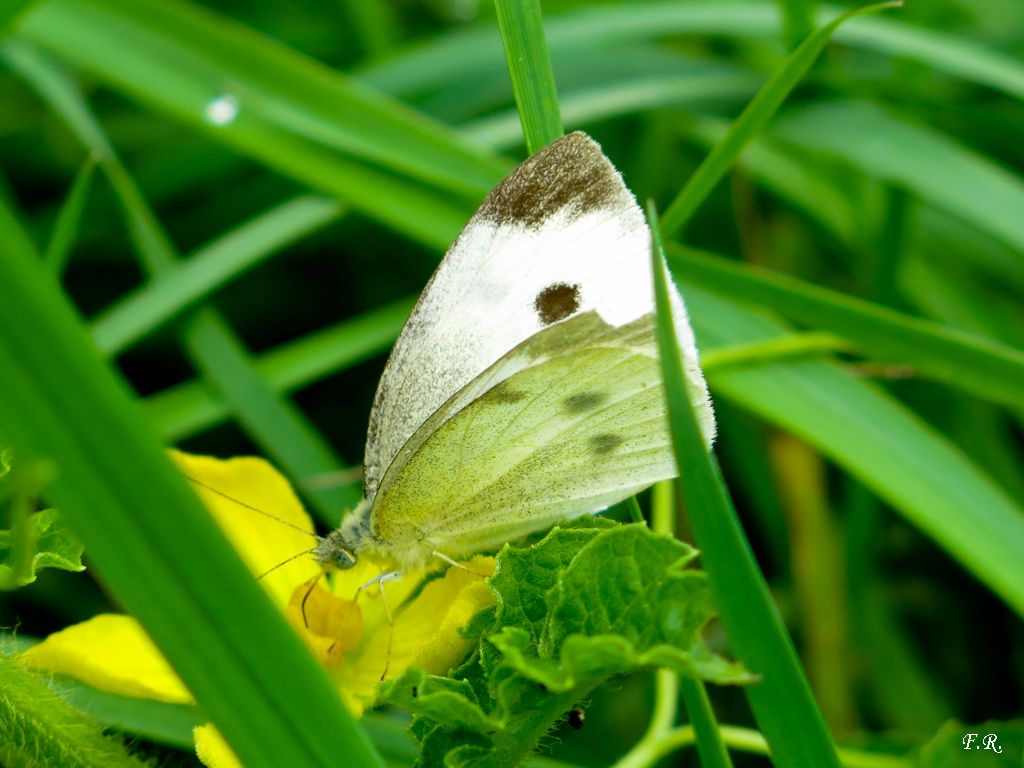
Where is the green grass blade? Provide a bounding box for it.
[773,100,1024,259]
[685,284,1024,617]
[776,0,816,49]
[648,203,841,768]
[43,156,94,276]
[91,195,344,356]
[659,1,899,237]
[147,297,414,441]
[669,246,1024,411]
[679,676,734,768]
[6,40,354,521]
[14,0,503,249]
[180,310,360,521]
[493,0,563,154]
[0,200,384,768]
[364,2,1024,106]
[463,72,760,151]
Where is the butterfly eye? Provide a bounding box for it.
[314,533,358,570]
[330,547,357,570]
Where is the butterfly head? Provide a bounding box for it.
[314,529,358,570]
[313,499,373,571]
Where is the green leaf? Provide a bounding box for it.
[0,508,84,589]
[384,521,746,768]
[0,654,150,768]
[916,721,1024,767]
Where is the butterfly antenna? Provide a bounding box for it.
[182,473,317,538]
[257,548,319,581]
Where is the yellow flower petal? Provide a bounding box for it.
[170,450,321,605]
[194,724,240,768]
[285,580,363,667]
[335,556,496,714]
[20,614,191,703]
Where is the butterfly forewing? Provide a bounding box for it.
[364,133,663,502]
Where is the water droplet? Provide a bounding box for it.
[204,95,239,126]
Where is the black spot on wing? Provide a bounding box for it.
[534,282,580,325]
[590,433,624,455]
[476,132,626,227]
[488,384,528,405]
[563,391,607,414]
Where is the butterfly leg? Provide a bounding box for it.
[431,550,488,578]
[325,570,402,678]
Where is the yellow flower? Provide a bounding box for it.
[19,451,495,767]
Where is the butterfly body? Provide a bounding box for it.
[320,132,714,572]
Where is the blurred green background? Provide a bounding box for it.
[1,0,1022,765]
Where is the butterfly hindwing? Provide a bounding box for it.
[368,311,705,560]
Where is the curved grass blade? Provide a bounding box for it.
[660,1,900,237]
[147,297,413,441]
[43,156,95,276]
[363,2,1024,106]
[684,284,1024,617]
[669,246,1024,411]
[648,203,841,768]
[4,39,355,520]
[13,0,501,249]
[0,200,384,768]
[91,195,344,356]
[772,100,1024,261]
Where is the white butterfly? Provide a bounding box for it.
[315,132,715,571]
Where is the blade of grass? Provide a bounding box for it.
[493,0,563,153]
[649,203,841,768]
[363,2,1024,106]
[772,100,1024,262]
[4,39,356,521]
[776,0,816,49]
[659,1,900,238]
[684,283,1024,617]
[43,156,94,276]
[0,198,383,768]
[669,245,1024,411]
[90,195,345,356]
[463,72,760,151]
[13,0,502,249]
[656,481,733,768]
[147,296,413,441]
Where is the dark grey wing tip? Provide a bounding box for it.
[476,131,631,228]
